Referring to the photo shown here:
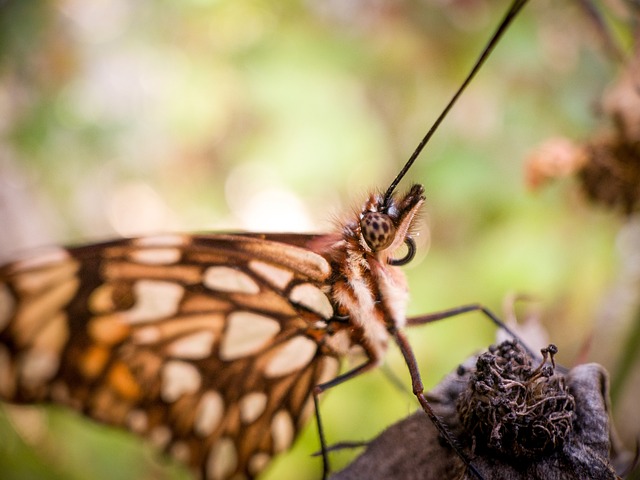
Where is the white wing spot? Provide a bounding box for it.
[125,280,184,324]
[170,441,191,463]
[238,239,331,281]
[248,260,293,290]
[132,325,161,344]
[289,283,333,319]
[318,356,340,386]
[203,266,260,294]
[194,390,224,437]
[271,410,294,453]
[135,235,187,247]
[126,409,149,433]
[298,398,315,427]
[0,284,16,332]
[248,453,271,476]
[239,392,268,424]
[161,360,201,403]
[9,248,70,272]
[31,312,69,354]
[324,329,352,356]
[207,437,237,480]
[13,260,78,294]
[129,248,181,265]
[264,336,317,378]
[19,348,60,388]
[219,312,280,361]
[13,277,79,346]
[167,331,215,359]
[149,425,172,449]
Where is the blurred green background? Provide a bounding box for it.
[0,0,637,479]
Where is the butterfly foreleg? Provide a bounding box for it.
[312,359,379,480]
[391,327,486,480]
[406,303,538,360]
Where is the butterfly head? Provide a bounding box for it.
[359,184,425,266]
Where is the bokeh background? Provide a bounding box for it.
[0,0,638,478]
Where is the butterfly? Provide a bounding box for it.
[0,1,530,479]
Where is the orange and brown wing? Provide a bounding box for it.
[0,233,342,480]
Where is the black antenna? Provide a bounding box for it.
[383,0,529,207]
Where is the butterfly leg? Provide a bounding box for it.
[406,303,539,360]
[391,327,486,480]
[312,359,379,479]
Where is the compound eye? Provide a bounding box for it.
[361,212,396,251]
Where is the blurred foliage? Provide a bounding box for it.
[0,0,637,479]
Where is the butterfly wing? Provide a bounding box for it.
[0,233,342,479]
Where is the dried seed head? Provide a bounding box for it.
[525,55,640,215]
[578,137,640,214]
[457,340,575,458]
